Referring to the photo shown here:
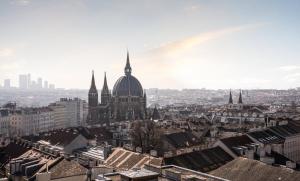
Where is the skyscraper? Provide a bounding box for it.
[37,77,43,89]
[4,79,10,89]
[49,84,55,89]
[27,74,31,89]
[44,81,48,89]
[19,74,28,89]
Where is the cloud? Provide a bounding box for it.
[283,73,300,83]
[10,0,31,6]
[279,65,300,71]
[0,48,14,57]
[147,23,266,57]
[0,62,22,71]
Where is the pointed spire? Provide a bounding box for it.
[228,89,233,104]
[89,70,97,92]
[102,72,109,93]
[238,89,243,104]
[152,105,160,120]
[124,50,132,76]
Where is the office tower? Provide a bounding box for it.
[49,84,55,89]
[19,74,28,89]
[37,77,43,89]
[4,79,10,88]
[31,80,37,89]
[44,81,48,89]
[27,74,31,89]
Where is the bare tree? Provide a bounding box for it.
[130,120,162,153]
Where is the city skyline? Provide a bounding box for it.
[0,0,300,90]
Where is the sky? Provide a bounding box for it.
[0,0,300,90]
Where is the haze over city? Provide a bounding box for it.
[1,0,300,89]
[3,1,300,181]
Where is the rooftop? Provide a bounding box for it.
[119,168,159,179]
[104,148,162,171]
[164,146,233,173]
[268,124,300,138]
[219,135,254,156]
[247,129,284,144]
[210,157,300,181]
[163,131,202,149]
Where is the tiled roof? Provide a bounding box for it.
[163,132,202,149]
[210,157,300,181]
[49,159,87,179]
[164,146,233,173]
[22,127,113,146]
[104,148,162,171]
[22,127,95,147]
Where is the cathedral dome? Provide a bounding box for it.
[112,51,144,97]
[112,75,143,96]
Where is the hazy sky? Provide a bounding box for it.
[0,0,300,89]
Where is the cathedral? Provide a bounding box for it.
[227,89,243,110]
[88,52,147,125]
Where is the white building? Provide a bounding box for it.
[0,103,54,137]
[48,103,68,130]
[49,98,87,129]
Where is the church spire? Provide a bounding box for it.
[238,89,243,104]
[124,51,132,76]
[102,72,109,94]
[89,70,97,93]
[101,72,110,105]
[228,89,233,104]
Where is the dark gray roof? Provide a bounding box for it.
[0,142,31,167]
[112,75,143,97]
[163,132,202,149]
[164,146,233,173]
[247,129,284,144]
[220,135,254,156]
[268,124,300,138]
[22,127,94,147]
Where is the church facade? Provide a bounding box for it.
[88,52,147,125]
